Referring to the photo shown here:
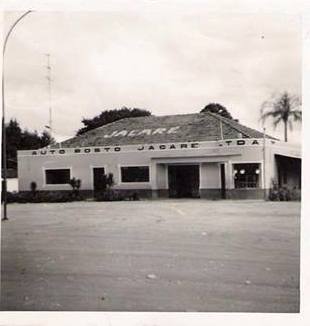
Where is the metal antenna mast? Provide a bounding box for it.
[45,53,53,138]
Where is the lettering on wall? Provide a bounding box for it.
[27,139,268,156]
[218,139,261,146]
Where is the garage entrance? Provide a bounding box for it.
[275,155,301,189]
[168,165,200,198]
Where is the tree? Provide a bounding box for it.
[200,103,233,120]
[260,92,301,142]
[40,130,55,147]
[76,107,151,135]
[3,118,55,175]
[5,119,22,170]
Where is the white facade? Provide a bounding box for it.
[17,138,301,199]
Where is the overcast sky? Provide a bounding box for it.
[3,10,301,143]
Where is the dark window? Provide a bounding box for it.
[45,169,71,184]
[233,163,260,188]
[121,166,150,183]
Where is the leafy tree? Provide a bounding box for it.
[260,92,301,142]
[3,119,55,173]
[200,103,233,120]
[40,130,55,148]
[5,119,22,170]
[21,129,41,150]
[76,107,151,135]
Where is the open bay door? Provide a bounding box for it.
[168,164,200,198]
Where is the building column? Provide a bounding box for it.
[151,162,169,198]
[199,162,221,199]
[150,161,158,198]
[226,161,234,189]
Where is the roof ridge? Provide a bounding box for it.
[205,111,278,140]
[92,112,198,128]
[204,111,253,137]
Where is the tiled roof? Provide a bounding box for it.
[58,112,277,148]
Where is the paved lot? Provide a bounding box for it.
[1,200,300,312]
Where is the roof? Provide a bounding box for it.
[58,111,277,148]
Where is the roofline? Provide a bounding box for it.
[205,111,279,140]
[205,111,253,138]
[57,111,279,147]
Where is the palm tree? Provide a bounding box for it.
[260,92,301,142]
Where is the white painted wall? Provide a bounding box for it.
[200,163,220,189]
[17,139,300,192]
[5,178,19,192]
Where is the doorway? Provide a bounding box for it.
[168,165,200,198]
[93,167,106,193]
[220,163,226,199]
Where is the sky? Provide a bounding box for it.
[3,10,302,143]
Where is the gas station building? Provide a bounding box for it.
[17,112,301,199]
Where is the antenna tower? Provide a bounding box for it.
[45,53,53,138]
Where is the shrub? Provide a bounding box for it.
[268,180,300,201]
[129,192,140,201]
[290,187,301,201]
[30,181,37,193]
[278,187,291,201]
[6,190,87,204]
[94,189,125,202]
[7,191,30,203]
[69,177,82,199]
[269,180,279,201]
[94,173,119,201]
[33,192,73,203]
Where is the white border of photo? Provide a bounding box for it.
[0,0,309,325]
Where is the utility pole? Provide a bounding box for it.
[2,11,33,221]
[263,127,267,200]
[219,119,224,140]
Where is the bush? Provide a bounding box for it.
[94,189,125,202]
[129,192,140,201]
[268,181,300,201]
[93,173,123,201]
[33,192,74,203]
[30,181,37,193]
[278,187,291,201]
[7,191,31,203]
[69,177,82,199]
[290,187,301,201]
[269,187,279,201]
[6,191,86,204]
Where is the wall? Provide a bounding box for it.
[18,150,154,192]
[18,139,299,199]
[200,163,220,189]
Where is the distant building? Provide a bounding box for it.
[17,112,301,199]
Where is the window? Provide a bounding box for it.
[233,163,260,188]
[121,166,150,183]
[45,169,71,184]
